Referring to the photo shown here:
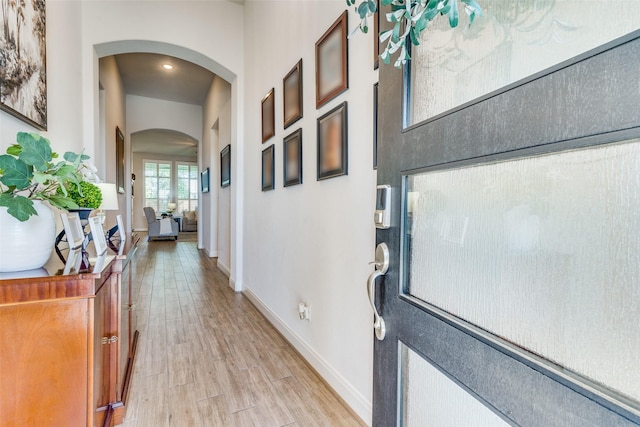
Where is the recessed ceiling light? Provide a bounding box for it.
[162,64,173,70]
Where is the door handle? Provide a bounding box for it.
[367,243,389,341]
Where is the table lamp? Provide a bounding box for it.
[96,183,119,231]
[167,202,176,214]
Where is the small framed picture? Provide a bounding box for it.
[89,216,108,256]
[283,59,303,129]
[221,145,231,188]
[262,144,275,191]
[317,101,348,180]
[116,214,127,244]
[283,129,303,187]
[316,11,348,109]
[116,127,125,194]
[373,82,379,169]
[60,212,85,250]
[373,10,380,70]
[201,168,210,193]
[261,88,275,143]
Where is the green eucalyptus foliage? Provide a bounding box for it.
[59,180,103,209]
[0,132,89,221]
[348,0,482,67]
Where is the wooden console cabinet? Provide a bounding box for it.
[0,235,139,427]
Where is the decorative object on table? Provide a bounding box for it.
[316,11,348,109]
[220,145,231,188]
[283,129,303,187]
[261,88,275,142]
[283,59,303,129]
[347,0,482,68]
[116,127,125,193]
[60,212,85,250]
[143,206,179,241]
[201,167,210,193]
[0,132,90,272]
[373,82,378,169]
[61,180,103,220]
[167,202,176,214]
[0,0,47,130]
[317,101,348,180]
[262,144,275,191]
[88,216,108,256]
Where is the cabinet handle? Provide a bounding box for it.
[101,335,119,345]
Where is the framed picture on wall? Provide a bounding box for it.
[373,10,380,70]
[220,144,231,188]
[261,88,275,143]
[116,127,125,194]
[283,59,303,129]
[283,129,302,187]
[315,11,348,109]
[373,82,378,169]
[262,144,275,191]
[201,167,210,193]
[317,102,348,180]
[0,0,47,130]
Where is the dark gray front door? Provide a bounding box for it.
[372,6,640,426]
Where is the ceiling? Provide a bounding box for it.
[131,129,198,158]
[114,53,215,105]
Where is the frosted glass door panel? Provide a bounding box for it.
[400,343,510,427]
[405,139,640,403]
[408,0,640,125]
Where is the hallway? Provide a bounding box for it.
[119,239,364,427]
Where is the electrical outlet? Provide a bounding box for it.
[298,302,310,321]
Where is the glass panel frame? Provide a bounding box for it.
[403,2,640,130]
[400,136,640,416]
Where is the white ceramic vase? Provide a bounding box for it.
[0,200,56,273]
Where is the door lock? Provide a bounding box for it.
[367,243,389,341]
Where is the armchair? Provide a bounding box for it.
[143,207,179,241]
[182,210,198,232]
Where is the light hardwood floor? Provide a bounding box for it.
[118,238,365,427]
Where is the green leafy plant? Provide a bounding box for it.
[59,181,103,209]
[348,0,482,67]
[0,132,90,221]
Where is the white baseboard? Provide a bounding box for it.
[217,260,231,277]
[208,250,218,258]
[242,287,372,426]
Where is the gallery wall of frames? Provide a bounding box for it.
[259,10,380,192]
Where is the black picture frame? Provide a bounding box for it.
[220,144,231,188]
[315,11,349,109]
[262,144,275,191]
[201,168,210,193]
[317,101,348,181]
[261,88,275,143]
[283,59,303,129]
[373,10,380,70]
[373,82,379,169]
[283,129,303,187]
[116,127,125,194]
[0,0,47,130]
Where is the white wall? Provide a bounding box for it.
[202,77,232,259]
[217,99,232,274]
[98,56,126,229]
[242,1,378,423]
[1,1,83,155]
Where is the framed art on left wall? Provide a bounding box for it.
[116,127,125,193]
[0,0,47,130]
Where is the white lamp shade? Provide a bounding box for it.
[97,183,119,211]
[167,202,176,210]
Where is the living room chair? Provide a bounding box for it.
[143,207,179,241]
[182,210,198,232]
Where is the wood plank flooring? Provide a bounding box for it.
[118,239,365,427]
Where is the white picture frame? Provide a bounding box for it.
[60,212,85,250]
[63,248,83,275]
[88,216,107,256]
[116,214,126,244]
